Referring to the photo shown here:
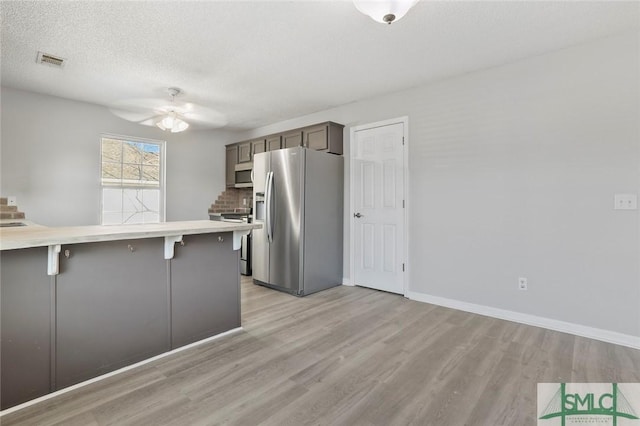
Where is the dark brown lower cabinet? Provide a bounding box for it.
[0,232,241,410]
[56,238,169,389]
[170,233,239,348]
[0,247,52,409]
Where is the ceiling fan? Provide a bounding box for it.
[108,87,227,133]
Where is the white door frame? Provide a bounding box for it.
[349,116,409,296]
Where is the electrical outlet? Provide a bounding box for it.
[7,196,17,206]
[614,194,637,210]
[518,277,528,290]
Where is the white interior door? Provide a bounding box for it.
[351,120,406,294]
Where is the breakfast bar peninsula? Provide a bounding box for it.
[0,220,260,410]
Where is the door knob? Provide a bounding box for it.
[353,212,363,218]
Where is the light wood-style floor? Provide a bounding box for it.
[3,276,640,425]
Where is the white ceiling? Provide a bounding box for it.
[1,1,638,130]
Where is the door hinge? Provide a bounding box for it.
[402,137,405,145]
[402,263,405,272]
[402,200,405,208]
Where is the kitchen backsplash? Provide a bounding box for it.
[209,188,253,214]
[0,197,25,220]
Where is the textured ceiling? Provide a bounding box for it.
[1,1,638,130]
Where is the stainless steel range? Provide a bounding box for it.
[210,213,252,275]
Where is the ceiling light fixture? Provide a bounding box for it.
[156,110,189,133]
[353,0,419,24]
[156,87,190,133]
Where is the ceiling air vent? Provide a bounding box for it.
[36,51,65,68]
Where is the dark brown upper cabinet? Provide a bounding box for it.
[266,135,281,151]
[251,139,266,157]
[237,142,252,163]
[225,145,238,187]
[225,122,344,188]
[282,131,303,149]
[303,122,343,155]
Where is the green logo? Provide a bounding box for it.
[538,383,639,426]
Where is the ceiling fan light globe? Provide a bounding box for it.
[172,119,189,133]
[155,112,188,133]
[161,114,176,129]
[353,0,418,24]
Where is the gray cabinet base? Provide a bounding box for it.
[0,232,240,410]
[171,233,240,348]
[1,247,52,409]
[56,238,169,390]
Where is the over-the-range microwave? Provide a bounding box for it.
[234,163,253,188]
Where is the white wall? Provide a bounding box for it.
[2,32,637,340]
[0,87,238,226]
[237,32,640,338]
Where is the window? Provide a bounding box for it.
[100,135,165,225]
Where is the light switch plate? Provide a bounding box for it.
[614,194,637,210]
[7,196,16,206]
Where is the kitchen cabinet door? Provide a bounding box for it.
[303,122,343,155]
[266,135,282,151]
[304,124,329,151]
[56,239,169,390]
[1,247,52,410]
[251,139,266,156]
[170,232,240,348]
[226,145,238,187]
[282,131,303,149]
[238,142,251,163]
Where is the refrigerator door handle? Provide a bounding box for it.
[265,171,270,243]
[269,171,275,243]
[265,171,274,243]
[269,171,275,241]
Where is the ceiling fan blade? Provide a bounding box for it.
[138,115,163,127]
[109,98,172,111]
[108,97,228,129]
[109,108,159,124]
[181,108,228,128]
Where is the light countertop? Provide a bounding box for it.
[0,220,261,251]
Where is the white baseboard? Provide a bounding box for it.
[405,291,640,350]
[0,327,243,416]
[342,277,354,286]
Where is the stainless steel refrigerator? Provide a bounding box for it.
[252,147,343,296]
